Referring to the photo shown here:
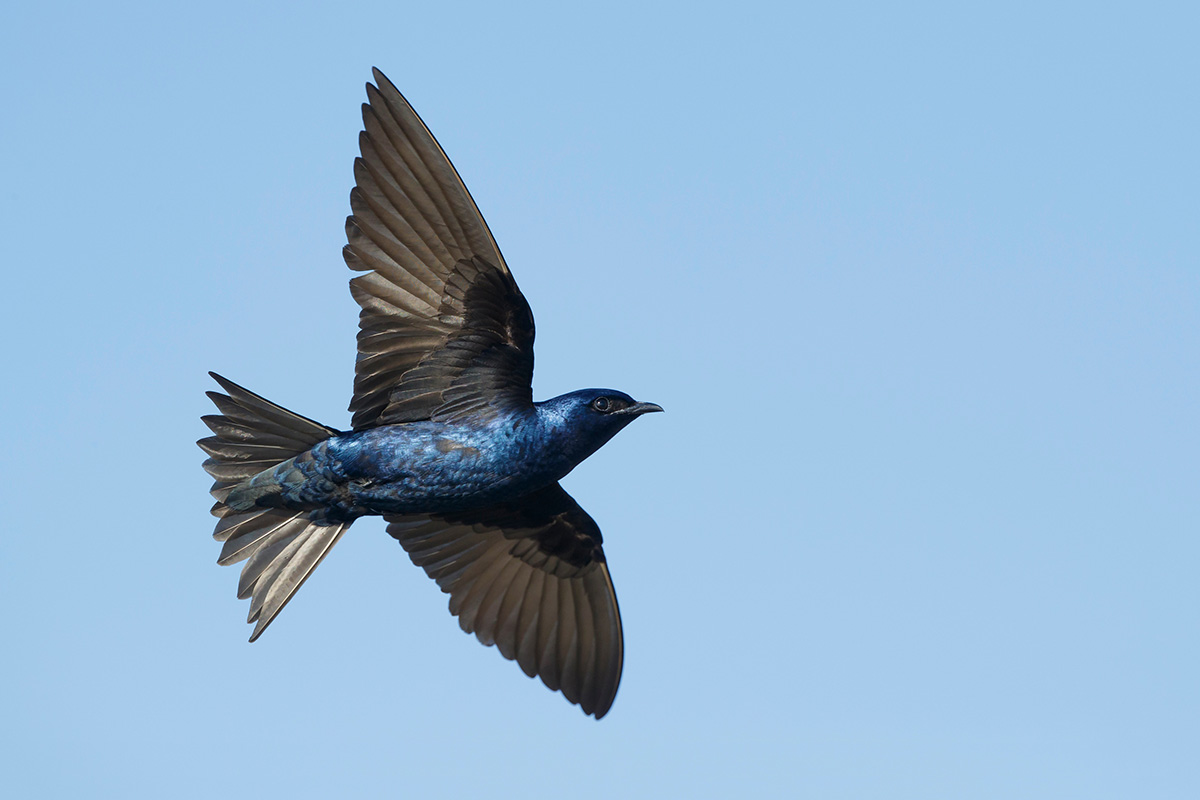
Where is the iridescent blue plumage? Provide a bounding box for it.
[227,390,660,522]
[199,70,659,719]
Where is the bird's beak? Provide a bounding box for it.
[622,401,664,416]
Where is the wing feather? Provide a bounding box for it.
[386,482,623,718]
[344,69,534,429]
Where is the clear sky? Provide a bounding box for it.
[2,2,1197,798]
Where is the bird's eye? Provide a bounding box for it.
[591,396,612,413]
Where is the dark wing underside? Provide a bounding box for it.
[386,483,624,719]
[346,68,534,429]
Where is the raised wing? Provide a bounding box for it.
[386,483,624,719]
[345,68,534,429]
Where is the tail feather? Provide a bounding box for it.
[244,523,346,639]
[201,416,320,453]
[216,508,305,564]
[200,372,350,641]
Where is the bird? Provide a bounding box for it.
[198,68,661,719]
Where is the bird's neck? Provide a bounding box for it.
[528,403,608,482]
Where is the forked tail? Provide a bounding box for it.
[199,372,349,641]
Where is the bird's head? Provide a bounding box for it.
[535,389,663,471]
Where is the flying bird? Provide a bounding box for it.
[198,69,661,719]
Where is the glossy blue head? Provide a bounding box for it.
[534,388,664,477]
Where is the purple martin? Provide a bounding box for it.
[199,69,661,719]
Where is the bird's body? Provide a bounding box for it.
[199,69,659,719]
[226,390,652,522]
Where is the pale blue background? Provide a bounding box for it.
[2,2,1197,798]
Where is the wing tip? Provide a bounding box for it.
[370,66,398,95]
[207,371,244,396]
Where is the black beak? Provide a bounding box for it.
[622,401,664,416]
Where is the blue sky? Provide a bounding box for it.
[2,2,1197,797]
